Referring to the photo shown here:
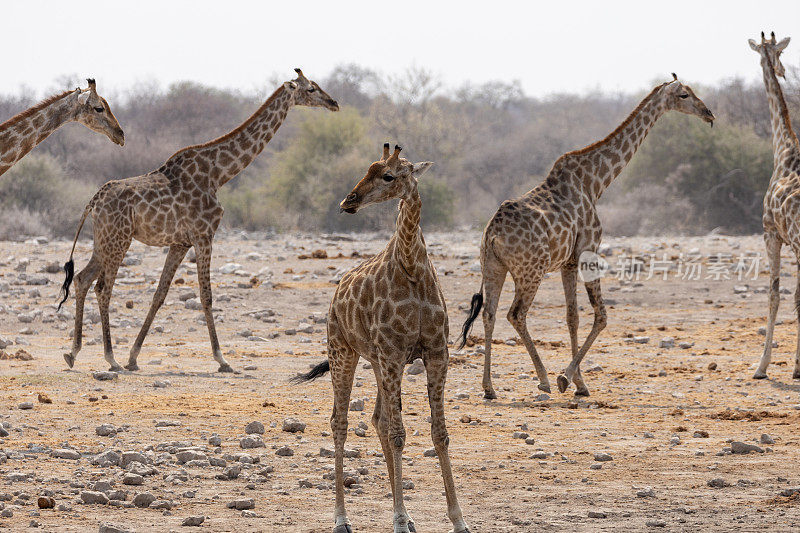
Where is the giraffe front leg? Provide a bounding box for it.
[425,352,470,533]
[557,265,580,394]
[507,277,551,393]
[561,279,607,396]
[755,233,781,379]
[194,241,233,373]
[330,345,359,533]
[96,257,126,372]
[127,245,188,371]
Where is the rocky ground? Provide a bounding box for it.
[1,231,800,532]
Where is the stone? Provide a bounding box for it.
[240,436,265,449]
[730,441,764,454]
[349,398,364,411]
[50,448,81,460]
[122,474,143,486]
[93,371,118,381]
[406,358,425,375]
[182,516,205,527]
[175,450,207,464]
[588,511,607,518]
[80,491,110,505]
[132,492,156,508]
[96,424,117,436]
[281,418,306,433]
[275,445,294,457]
[593,452,613,462]
[245,420,265,434]
[120,451,149,468]
[208,435,222,447]
[636,487,655,498]
[18,402,34,410]
[761,433,775,445]
[92,450,121,467]
[227,498,255,510]
[423,448,437,457]
[707,478,729,488]
[149,499,172,510]
[659,337,675,349]
[98,524,135,533]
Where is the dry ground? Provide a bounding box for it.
[1,231,800,532]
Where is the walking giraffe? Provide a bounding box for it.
[0,79,124,176]
[294,144,470,533]
[58,69,338,372]
[750,32,800,381]
[459,75,714,398]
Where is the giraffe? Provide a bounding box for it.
[0,79,124,176]
[57,69,338,373]
[750,32,800,381]
[293,144,470,533]
[458,75,715,399]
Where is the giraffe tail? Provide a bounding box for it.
[57,201,93,311]
[458,283,484,350]
[290,360,331,383]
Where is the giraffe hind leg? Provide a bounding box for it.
[506,275,551,393]
[65,254,101,368]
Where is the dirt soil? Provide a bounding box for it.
[1,231,800,532]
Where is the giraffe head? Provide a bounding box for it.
[749,31,790,78]
[340,143,433,213]
[284,68,339,111]
[663,74,715,126]
[71,79,125,146]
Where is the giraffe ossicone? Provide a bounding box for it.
[57,69,338,373]
[459,74,714,399]
[293,143,470,533]
[0,78,124,176]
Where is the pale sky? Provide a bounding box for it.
[2,0,799,99]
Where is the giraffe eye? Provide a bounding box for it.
[94,106,105,112]
[678,94,689,99]
[308,87,316,93]
[382,174,395,182]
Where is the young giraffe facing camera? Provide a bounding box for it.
[58,69,338,373]
[459,74,714,399]
[750,32,800,381]
[0,78,124,176]
[294,144,470,533]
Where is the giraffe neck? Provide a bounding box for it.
[165,85,294,191]
[760,54,798,165]
[572,85,667,201]
[394,187,426,279]
[0,91,76,176]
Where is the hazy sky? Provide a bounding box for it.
[3,0,799,99]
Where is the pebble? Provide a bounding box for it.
[149,499,173,510]
[18,402,33,410]
[96,423,117,436]
[593,452,613,462]
[240,436,265,449]
[176,450,207,463]
[80,491,110,505]
[182,516,205,527]
[122,474,143,486]
[275,445,294,457]
[707,478,729,488]
[92,371,118,381]
[227,498,255,510]
[659,337,675,348]
[50,448,81,460]
[761,433,775,445]
[132,492,156,508]
[406,359,425,375]
[98,524,135,533]
[588,511,607,518]
[37,496,55,509]
[636,487,655,498]
[281,418,306,433]
[349,399,364,411]
[730,441,764,454]
[646,520,666,528]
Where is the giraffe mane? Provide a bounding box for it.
[0,90,73,131]
[555,82,668,164]
[165,85,287,161]
[764,47,798,144]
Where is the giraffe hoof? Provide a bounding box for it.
[408,519,416,532]
[483,390,498,400]
[556,375,569,393]
[218,364,235,373]
[538,382,552,394]
[109,364,123,372]
[63,353,75,369]
[574,388,590,397]
[793,370,800,380]
[333,525,353,533]
[753,370,768,380]
[124,363,139,371]
[450,528,471,533]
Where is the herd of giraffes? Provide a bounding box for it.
[0,32,797,533]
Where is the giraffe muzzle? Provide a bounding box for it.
[340,193,359,214]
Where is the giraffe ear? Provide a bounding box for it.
[77,91,90,105]
[412,161,433,177]
[748,39,760,51]
[776,37,791,51]
[284,81,298,90]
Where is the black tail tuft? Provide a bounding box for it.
[290,360,331,383]
[458,292,484,350]
[57,259,75,312]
